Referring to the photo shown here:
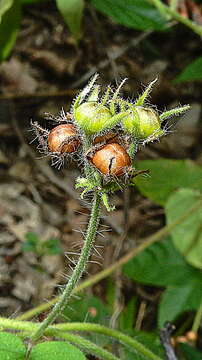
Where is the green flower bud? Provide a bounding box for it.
[74,101,112,134]
[122,106,164,140]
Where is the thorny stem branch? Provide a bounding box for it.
[30,192,101,343]
[0,318,163,360]
[17,198,202,321]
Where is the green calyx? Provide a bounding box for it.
[74,101,128,135]
[74,101,113,134]
[122,106,164,141]
[76,177,117,211]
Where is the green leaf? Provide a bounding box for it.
[173,57,202,83]
[178,343,202,360]
[166,188,202,269]
[30,341,86,360]
[56,0,84,41]
[0,332,26,360]
[22,232,39,252]
[90,0,166,31]
[158,282,202,327]
[0,0,13,22]
[123,237,201,286]
[0,0,22,61]
[25,232,39,242]
[43,238,62,255]
[133,159,202,205]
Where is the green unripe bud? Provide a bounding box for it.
[122,106,164,140]
[74,101,112,134]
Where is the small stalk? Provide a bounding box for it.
[150,0,171,19]
[83,134,94,178]
[191,300,202,335]
[149,0,202,36]
[30,192,101,343]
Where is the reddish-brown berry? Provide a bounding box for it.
[91,143,131,176]
[48,124,80,153]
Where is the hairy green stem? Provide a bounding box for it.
[0,318,162,360]
[46,330,120,360]
[17,198,202,321]
[30,192,101,343]
[20,330,120,360]
[55,323,163,360]
[83,134,94,178]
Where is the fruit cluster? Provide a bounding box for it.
[32,74,189,204]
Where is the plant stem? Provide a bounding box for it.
[150,0,170,19]
[20,330,120,360]
[55,323,163,360]
[17,198,202,321]
[149,0,202,36]
[0,318,163,360]
[30,192,101,343]
[191,300,202,334]
[83,134,94,178]
[45,330,120,360]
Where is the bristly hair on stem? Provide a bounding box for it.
[30,191,101,344]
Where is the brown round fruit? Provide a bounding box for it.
[91,143,131,176]
[48,124,80,153]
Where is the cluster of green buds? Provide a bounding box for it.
[32,74,189,211]
[73,74,188,145]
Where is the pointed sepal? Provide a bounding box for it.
[160,105,190,122]
[135,78,158,107]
